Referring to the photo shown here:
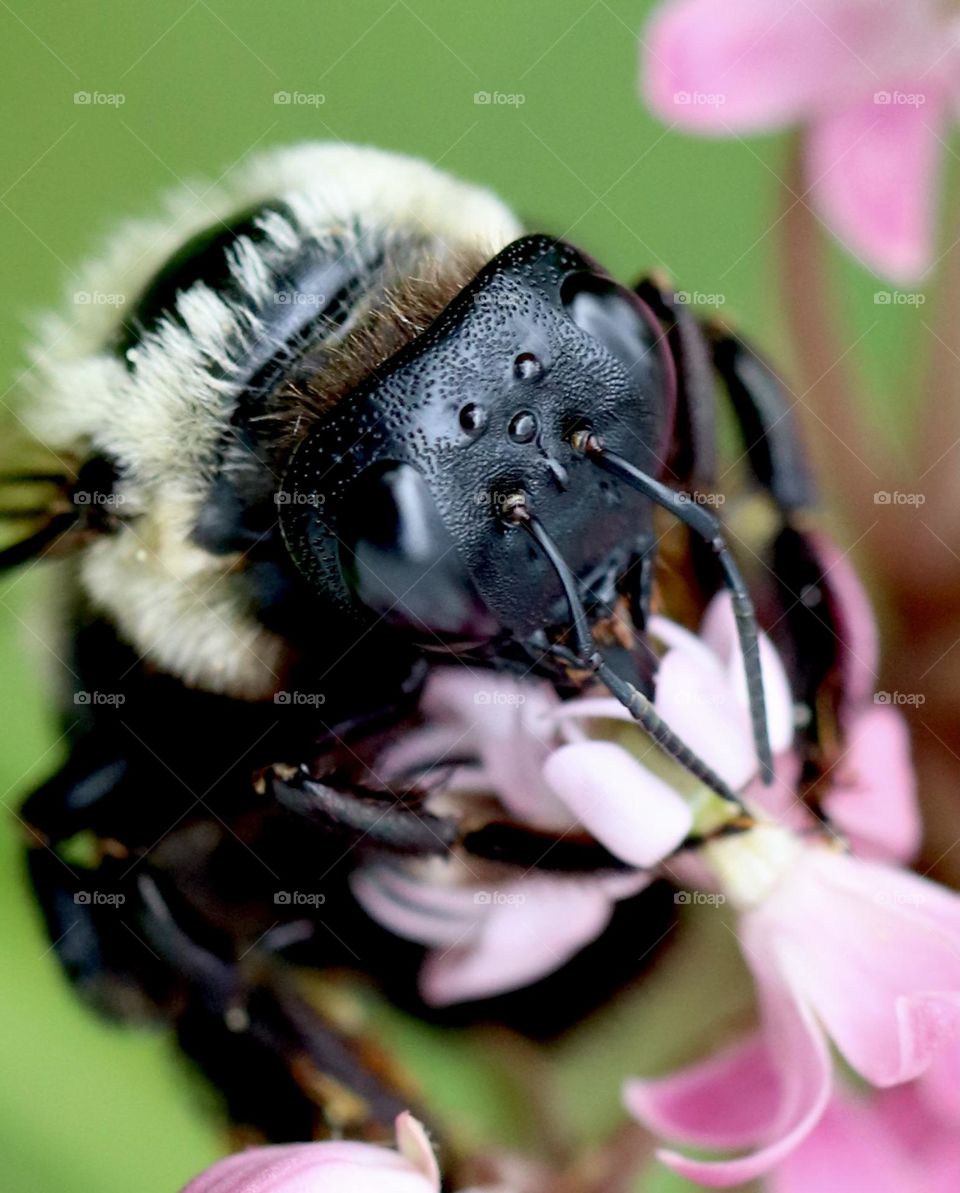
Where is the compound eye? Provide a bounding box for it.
[508,410,538,444]
[459,402,486,436]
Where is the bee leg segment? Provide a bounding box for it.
[264,764,632,872]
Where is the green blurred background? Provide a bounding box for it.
[0,2,928,1190]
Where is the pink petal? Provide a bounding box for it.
[625,1036,780,1150]
[768,1090,920,1193]
[182,1127,439,1193]
[629,966,832,1187]
[805,530,879,709]
[543,741,692,866]
[351,866,482,949]
[822,707,921,863]
[807,89,947,282]
[698,593,796,756]
[395,1113,441,1186]
[755,850,960,1087]
[919,1037,960,1128]
[642,0,890,132]
[420,878,613,1005]
[654,643,756,790]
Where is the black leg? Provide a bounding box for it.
[263,764,633,872]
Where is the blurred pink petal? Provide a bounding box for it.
[629,836,960,1183]
[182,1112,440,1193]
[643,0,904,131]
[542,741,692,866]
[640,0,958,279]
[629,962,832,1187]
[770,1083,960,1193]
[697,594,796,755]
[758,850,960,1087]
[823,706,921,862]
[351,865,482,948]
[419,877,619,1005]
[805,530,879,708]
[625,1036,780,1151]
[807,90,947,282]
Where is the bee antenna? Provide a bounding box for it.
[506,495,750,814]
[572,440,774,785]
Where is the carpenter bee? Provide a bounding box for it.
[4,143,846,1151]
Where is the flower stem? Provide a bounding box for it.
[777,136,894,540]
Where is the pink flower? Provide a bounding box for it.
[181,1112,441,1193]
[641,0,960,280]
[353,862,647,1006]
[356,664,698,1005]
[626,837,960,1185]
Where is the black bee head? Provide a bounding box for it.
[278,235,675,650]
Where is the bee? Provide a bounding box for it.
[4,143,844,1149]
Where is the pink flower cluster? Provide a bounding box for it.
[181,543,958,1189]
[641,0,960,282]
[352,536,959,1187]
